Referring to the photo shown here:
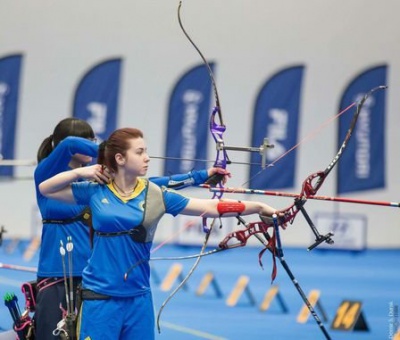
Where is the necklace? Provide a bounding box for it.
[112,181,138,197]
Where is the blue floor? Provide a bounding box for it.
[1,239,399,339]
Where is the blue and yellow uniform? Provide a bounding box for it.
[35,137,98,277]
[73,179,189,340]
[34,136,208,339]
[34,136,98,339]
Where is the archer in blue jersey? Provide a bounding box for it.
[34,118,228,340]
[35,136,210,278]
[39,127,281,340]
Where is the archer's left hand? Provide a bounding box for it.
[260,211,288,230]
[207,167,231,185]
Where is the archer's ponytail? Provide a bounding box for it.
[36,118,95,163]
[97,141,107,167]
[37,135,54,162]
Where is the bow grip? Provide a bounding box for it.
[205,173,225,187]
[259,214,274,225]
[260,213,287,226]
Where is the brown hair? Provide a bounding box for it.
[98,127,144,173]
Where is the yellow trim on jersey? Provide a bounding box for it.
[107,178,147,202]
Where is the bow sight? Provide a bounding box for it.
[215,137,274,169]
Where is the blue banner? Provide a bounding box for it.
[163,63,214,175]
[249,65,304,189]
[73,58,122,142]
[0,54,23,177]
[337,65,387,194]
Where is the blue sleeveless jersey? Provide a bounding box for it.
[72,179,189,297]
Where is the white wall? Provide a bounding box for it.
[1,0,399,248]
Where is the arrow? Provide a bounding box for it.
[0,262,37,273]
[204,186,400,208]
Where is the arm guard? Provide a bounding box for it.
[217,201,245,215]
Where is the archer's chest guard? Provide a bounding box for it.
[96,180,166,243]
[133,180,166,243]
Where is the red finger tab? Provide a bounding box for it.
[217,201,245,215]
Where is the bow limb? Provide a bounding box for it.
[177,1,230,192]
[157,3,229,331]
[285,86,388,249]
[177,3,221,114]
[272,87,388,223]
[245,85,387,195]
[302,85,387,196]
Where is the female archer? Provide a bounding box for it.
[39,127,283,340]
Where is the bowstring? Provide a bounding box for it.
[241,101,357,188]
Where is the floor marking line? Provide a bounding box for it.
[159,321,228,340]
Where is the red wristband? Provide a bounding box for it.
[217,201,245,215]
